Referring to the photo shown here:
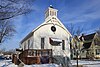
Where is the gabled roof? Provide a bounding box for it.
[80,33,96,41]
[20,32,33,44]
[83,33,96,41]
[80,33,96,50]
[55,17,72,36]
[82,42,92,49]
[20,16,71,44]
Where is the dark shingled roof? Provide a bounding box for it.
[80,33,96,41]
[83,42,92,49]
[83,33,95,41]
[80,33,96,49]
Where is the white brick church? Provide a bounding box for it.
[20,6,71,58]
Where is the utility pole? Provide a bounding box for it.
[76,49,78,67]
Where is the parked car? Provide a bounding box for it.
[0,56,5,60]
[4,55,11,60]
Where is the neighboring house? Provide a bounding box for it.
[0,52,12,60]
[72,32,100,59]
[20,6,71,60]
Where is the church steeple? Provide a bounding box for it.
[45,5,58,19]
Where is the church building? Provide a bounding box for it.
[20,6,71,59]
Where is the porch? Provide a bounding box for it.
[12,49,52,65]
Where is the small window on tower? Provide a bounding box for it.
[50,11,51,15]
[51,12,53,16]
[55,12,56,16]
[45,13,47,18]
[52,12,54,16]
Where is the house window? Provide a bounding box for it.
[28,40,30,49]
[49,38,62,46]
[82,51,84,53]
[62,40,65,50]
[50,11,51,15]
[24,42,26,50]
[52,12,54,16]
[54,12,56,16]
[74,53,75,55]
[41,38,45,49]
[96,49,100,55]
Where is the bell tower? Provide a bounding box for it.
[45,5,58,20]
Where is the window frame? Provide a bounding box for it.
[62,40,65,50]
[41,37,45,49]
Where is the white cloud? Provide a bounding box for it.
[60,0,100,24]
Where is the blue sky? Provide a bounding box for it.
[1,0,100,50]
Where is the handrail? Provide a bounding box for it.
[22,49,52,57]
[16,54,25,65]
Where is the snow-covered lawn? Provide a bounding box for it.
[71,60,100,67]
[83,65,100,67]
[71,60,100,65]
[24,64,60,67]
[0,60,17,67]
[0,59,100,67]
[0,60,60,67]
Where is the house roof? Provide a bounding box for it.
[20,32,33,44]
[80,33,96,50]
[80,33,96,41]
[20,16,71,44]
[20,7,72,44]
[83,33,96,41]
[83,42,92,49]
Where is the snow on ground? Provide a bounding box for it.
[71,60,100,67]
[0,59,100,67]
[0,60,17,67]
[24,64,60,67]
[71,60,100,65]
[0,60,60,67]
[83,64,100,67]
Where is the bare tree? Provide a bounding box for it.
[0,48,6,54]
[67,23,76,36]
[0,20,16,43]
[76,26,83,36]
[67,23,83,36]
[0,0,35,44]
[0,0,34,20]
[67,23,83,60]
